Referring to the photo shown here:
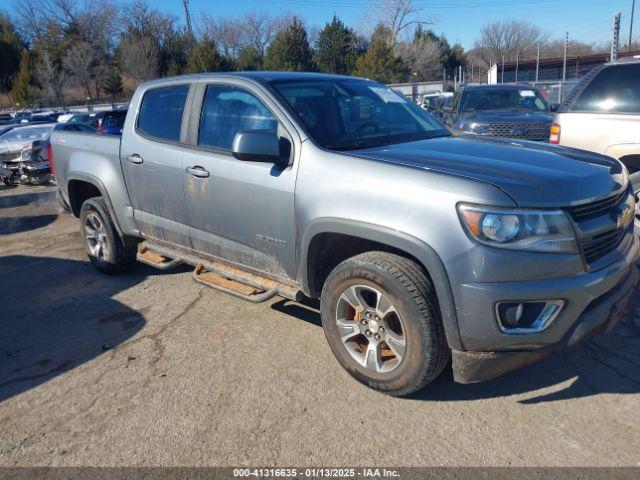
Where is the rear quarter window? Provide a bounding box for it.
[570,64,640,114]
[137,85,189,141]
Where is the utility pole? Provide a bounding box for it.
[535,42,540,82]
[182,0,194,41]
[611,12,621,60]
[562,32,568,82]
[501,55,505,84]
[515,49,520,82]
[629,0,636,49]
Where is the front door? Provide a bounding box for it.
[120,84,192,247]
[181,83,297,280]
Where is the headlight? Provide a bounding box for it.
[20,146,33,161]
[455,119,491,134]
[458,204,578,253]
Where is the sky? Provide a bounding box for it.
[2,0,637,50]
[150,0,637,50]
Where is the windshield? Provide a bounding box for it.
[461,88,548,112]
[270,79,449,150]
[0,126,53,143]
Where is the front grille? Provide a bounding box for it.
[487,121,551,141]
[565,189,628,221]
[579,228,626,264]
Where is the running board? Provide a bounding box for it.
[136,241,303,303]
[137,244,183,270]
[193,262,302,303]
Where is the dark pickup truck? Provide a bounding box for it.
[440,84,554,141]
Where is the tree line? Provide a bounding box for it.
[0,0,468,108]
[1,0,626,109]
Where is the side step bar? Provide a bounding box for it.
[136,241,303,303]
[193,262,302,303]
[137,244,184,270]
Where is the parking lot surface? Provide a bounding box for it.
[1,184,640,467]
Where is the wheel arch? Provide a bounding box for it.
[66,173,124,237]
[300,218,463,350]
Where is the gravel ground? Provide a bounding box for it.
[1,184,639,467]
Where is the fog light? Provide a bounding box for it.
[496,300,564,334]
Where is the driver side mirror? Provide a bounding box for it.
[232,131,281,163]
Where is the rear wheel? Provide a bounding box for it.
[79,197,137,274]
[320,252,449,396]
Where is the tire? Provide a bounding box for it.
[320,251,449,396]
[79,197,137,274]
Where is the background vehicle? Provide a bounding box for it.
[441,84,554,141]
[0,112,13,125]
[551,57,640,174]
[96,110,127,135]
[432,94,454,121]
[420,92,443,111]
[0,123,56,185]
[52,72,638,396]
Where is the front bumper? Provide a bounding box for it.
[450,233,640,383]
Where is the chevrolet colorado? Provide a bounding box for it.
[52,72,639,395]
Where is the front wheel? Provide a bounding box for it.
[320,252,449,396]
[79,197,137,274]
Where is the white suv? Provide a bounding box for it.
[551,57,640,173]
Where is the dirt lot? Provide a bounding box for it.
[1,184,639,467]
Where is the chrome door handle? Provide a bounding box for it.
[186,166,210,178]
[128,154,143,164]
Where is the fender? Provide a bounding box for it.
[66,172,139,238]
[300,218,464,351]
[604,143,640,161]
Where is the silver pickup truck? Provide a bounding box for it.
[52,72,639,396]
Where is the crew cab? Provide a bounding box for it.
[52,72,639,395]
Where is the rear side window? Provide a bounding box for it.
[198,85,278,150]
[138,85,189,141]
[571,64,640,113]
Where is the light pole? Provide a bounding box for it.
[630,0,637,49]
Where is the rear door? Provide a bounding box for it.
[120,84,193,247]
[180,80,298,280]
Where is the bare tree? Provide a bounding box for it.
[473,19,548,68]
[395,36,442,80]
[118,36,159,81]
[377,0,432,45]
[243,12,291,55]
[35,50,68,105]
[199,14,244,57]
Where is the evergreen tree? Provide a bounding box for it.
[354,37,408,83]
[236,45,263,71]
[185,38,232,73]
[10,50,37,107]
[103,70,123,99]
[314,15,357,74]
[264,18,314,71]
[0,14,23,92]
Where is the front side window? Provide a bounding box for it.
[138,85,189,142]
[571,64,640,113]
[271,79,448,151]
[461,88,548,112]
[198,85,278,150]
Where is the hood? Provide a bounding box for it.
[460,110,554,123]
[346,135,626,207]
